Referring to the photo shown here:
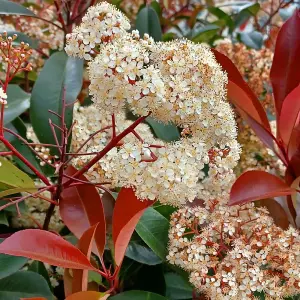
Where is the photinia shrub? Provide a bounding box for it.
[0,0,299,299]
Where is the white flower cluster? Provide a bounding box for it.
[65,2,130,60]
[167,203,300,299]
[0,87,7,105]
[67,2,240,206]
[72,105,206,205]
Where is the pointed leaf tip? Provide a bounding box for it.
[0,229,95,270]
[229,170,295,206]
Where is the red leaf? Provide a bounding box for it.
[212,48,270,130]
[0,229,95,270]
[279,84,300,149]
[211,49,289,164]
[112,187,153,266]
[60,166,106,257]
[72,223,100,294]
[64,269,73,298]
[229,170,295,206]
[66,291,109,300]
[270,9,300,115]
[258,199,289,230]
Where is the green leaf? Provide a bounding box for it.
[0,157,36,193]
[4,85,30,125]
[150,1,162,17]
[153,202,176,219]
[234,3,260,27]
[208,7,234,30]
[0,187,36,198]
[88,270,102,284]
[5,118,44,176]
[0,250,27,280]
[110,291,167,300]
[0,239,28,280]
[0,211,8,226]
[192,24,220,43]
[30,52,84,152]
[0,0,36,17]
[164,273,193,299]
[146,117,180,142]
[163,32,177,42]
[28,261,52,291]
[239,31,263,49]
[136,6,162,41]
[0,271,53,300]
[135,207,169,260]
[126,241,163,265]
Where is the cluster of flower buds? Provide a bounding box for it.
[0,32,32,77]
[26,128,59,168]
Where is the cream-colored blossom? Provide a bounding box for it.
[65,2,130,60]
[68,2,240,206]
[167,203,300,299]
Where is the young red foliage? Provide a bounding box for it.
[72,223,100,294]
[112,187,153,266]
[229,170,295,206]
[212,48,270,130]
[60,166,106,256]
[258,199,290,230]
[270,9,300,115]
[279,84,300,150]
[211,49,286,162]
[0,229,95,270]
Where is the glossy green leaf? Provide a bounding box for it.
[192,24,220,43]
[234,3,260,27]
[153,202,176,219]
[126,241,162,265]
[28,261,52,291]
[0,271,53,300]
[150,1,162,17]
[0,239,27,280]
[4,85,30,125]
[5,118,44,176]
[208,7,234,30]
[0,211,9,226]
[135,6,162,41]
[88,271,102,285]
[110,291,167,300]
[0,157,36,193]
[30,52,83,152]
[239,31,263,50]
[146,117,180,142]
[0,0,36,17]
[165,273,193,299]
[135,207,169,260]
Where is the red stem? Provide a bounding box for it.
[63,114,150,188]
[71,0,83,19]
[0,151,13,156]
[0,136,51,186]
